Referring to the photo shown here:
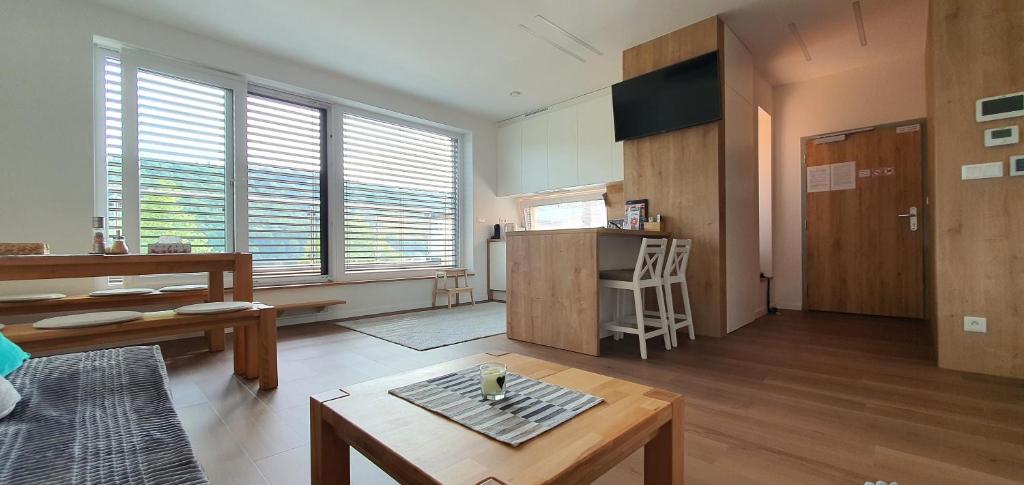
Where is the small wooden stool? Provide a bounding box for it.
[431,269,474,309]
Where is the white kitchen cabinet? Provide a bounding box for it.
[496,88,623,196]
[488,240,507,292]
[546,105,579,190]
[521,115,549,194]
[497,122,522,197]
[577,92,615,186]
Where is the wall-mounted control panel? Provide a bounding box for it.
[984,125,1019,147]
[961,161,1004,180]
[1011,155,1024,177]
[977,92,1024,122]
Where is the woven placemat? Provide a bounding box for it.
[389,367,603,447]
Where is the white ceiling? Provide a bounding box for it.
[89,0,928,121]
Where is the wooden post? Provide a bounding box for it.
[311,397,350,485]
[205,270,226,352]
[232,253,254,377]
[258,307,278,390]
[644,396,685,485]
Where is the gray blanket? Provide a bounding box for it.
[0,346,208,485]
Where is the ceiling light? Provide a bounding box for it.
[509,91,522,97]
[518,24,587,63]
[535,15,603,56]
[788,23,812,62]
[852,1,868,46]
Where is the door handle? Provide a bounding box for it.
[897,206,918,231]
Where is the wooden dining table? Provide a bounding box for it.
[0,253,260,378]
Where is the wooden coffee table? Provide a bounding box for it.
[310,352,684,484]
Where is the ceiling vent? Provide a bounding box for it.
[519,24,586,63]
[788,22,813,61]
[852,1,868,46]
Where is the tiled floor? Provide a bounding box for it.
[160,308,1024,485]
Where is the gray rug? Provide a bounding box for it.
[337,302,506,351]
[389,367,603,446]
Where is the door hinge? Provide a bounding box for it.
[803,219,808,230]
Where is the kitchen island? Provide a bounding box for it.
[505,228,669,355]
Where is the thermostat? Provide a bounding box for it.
[1011,155,1024,176]
[984,125,1019,147]
[977,92,1024,122]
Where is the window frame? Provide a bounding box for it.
[337,106,464,281]
[93,46,471,288]
[517,187,609,231]
[245,85,333,284]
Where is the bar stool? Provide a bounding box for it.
[599,238,672,359]
[662,239,695,346]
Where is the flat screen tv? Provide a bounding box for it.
[611,51,722,142]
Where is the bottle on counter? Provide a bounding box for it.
[90,217,106,254]
[109,230,129,255]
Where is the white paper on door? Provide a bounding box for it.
[830,161,857,191]
[807,165,831,193]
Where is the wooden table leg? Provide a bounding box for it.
[430,274,438,308]
[233,253,255,378]
[644,396,684,485]
[258,308,278,390]
[233,327,247,376]
[311,400,350,485]
[205,271,226,352]
[245,323,259,380]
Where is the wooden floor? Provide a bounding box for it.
[159,308,1024,485]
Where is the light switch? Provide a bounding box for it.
[1011,155,1024,176]
[964,316,987,333]
[961,161,1004,180]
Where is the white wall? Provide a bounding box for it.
[723,26,763,332]
[771,54,926,309]
[0,0,516,320]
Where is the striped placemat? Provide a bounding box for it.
[389,367,603,447]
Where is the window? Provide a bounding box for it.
[525,199,607,231]
[135,68,232,253]
[100,55,123,240]
[246,92,327,277]
[342,113,459,272]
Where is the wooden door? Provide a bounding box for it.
[805,121,925,318]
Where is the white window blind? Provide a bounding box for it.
[342,113,458,272]
[246,93,326,277]
[102,56,123,240]
[136,69,231,253]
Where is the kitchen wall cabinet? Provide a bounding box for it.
[577,92,616,186]
[546,105,579,189]
[497,122,522,196]
[496,88,623,197]
[521,115,549,194]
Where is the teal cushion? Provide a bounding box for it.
[0,333,29,376]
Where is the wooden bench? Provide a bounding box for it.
[273,299,346,316]
[0,253,256,376]
[3,304,278,390]
[0,290,209,317]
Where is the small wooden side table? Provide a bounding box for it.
[310,352,684,484]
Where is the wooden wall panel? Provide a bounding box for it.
[506,232,600,355]
[929,0,1024,378]
[622,16,726,337]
